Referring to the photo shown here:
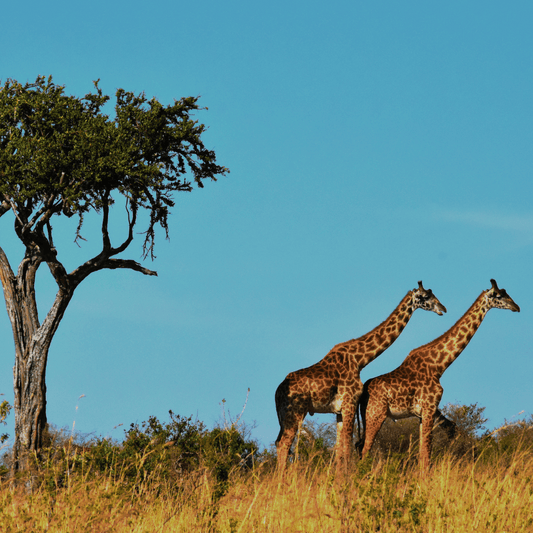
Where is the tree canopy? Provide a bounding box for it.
[0,75,227,262]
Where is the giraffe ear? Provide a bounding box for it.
[490,279,499,291]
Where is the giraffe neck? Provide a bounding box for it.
[412,292,488,377]
[357,292,415,368]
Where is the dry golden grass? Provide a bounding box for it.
[1,446,532,532]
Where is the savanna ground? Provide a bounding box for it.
[0,404,532,532]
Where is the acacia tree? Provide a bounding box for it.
[0,76,228,470]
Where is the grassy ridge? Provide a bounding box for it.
[0,444,532,532]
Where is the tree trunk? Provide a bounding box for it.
[1,198,156,471]
[11,292,72,471]
[0,245,73,472]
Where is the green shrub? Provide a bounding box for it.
[0,399,10,445]
[202,425,258,500]
[291,419,336,467]
[120,411,206,480]
[478,414,533,463]
[23,410,259,497]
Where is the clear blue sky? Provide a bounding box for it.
[1,1,532,448]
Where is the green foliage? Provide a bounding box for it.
[122,411,206,476]
[441,402,488,438]
[365,402,489,462]
[0,399,11,477]
[203,425,258,500]
[328,459,429,530]
[83,411,208,485]
[368,417,420,459]
[0,399,10,444]
[291,419,336,466]
[0,75,228,257]
[493,415,533,447]
[479,415,533,462]
[12,411,259,498]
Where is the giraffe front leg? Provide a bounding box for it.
[335,413,343,451]
[336,405,357,475]
[419,412,436,470]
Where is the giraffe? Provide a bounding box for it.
[358,279,520,469]
[275,281,447,473]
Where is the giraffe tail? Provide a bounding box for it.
[355,380,372,455]
[355,408,362,452]
[274,378,290,445]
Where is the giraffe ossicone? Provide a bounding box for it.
[358,279,520,469]
[274,281,447,473]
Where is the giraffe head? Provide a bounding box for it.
[412,281,447,315]
[484,279,520,312]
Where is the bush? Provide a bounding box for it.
[4,410,260,496]
[441,402,488,437]
[368,417,420,460]
[120,411,206,479]
[202,425,258,500]
[479,414,533,462]
[293,418,337,466]
[362,403,489,462]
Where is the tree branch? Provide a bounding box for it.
[69,255,157,286]
[8,199,28,238]
[101,193,112,253]
[31,192,60,235]
[109,198,138,256]
[0,245,29,357]
[102,258,158,276]
[21,226,71,293]
[16,244,44,332]
[0,245,16,297]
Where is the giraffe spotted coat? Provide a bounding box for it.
[275,281,447,473]
[358,279,520,469]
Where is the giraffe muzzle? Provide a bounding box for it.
[435,303,447,316]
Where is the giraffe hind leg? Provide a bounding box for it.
[275,380,307,471]
[276,410,305,471]
[361,404,388,459]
